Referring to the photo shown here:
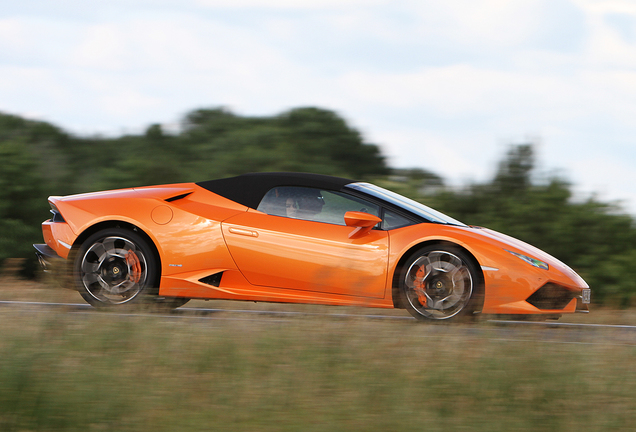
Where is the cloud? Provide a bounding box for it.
[569,152,636,212]
[2,0,636,213]
[194,0,389,9]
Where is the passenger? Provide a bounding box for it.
[285,197,299,218]
[259,188,287,216]
[259,187,323,220]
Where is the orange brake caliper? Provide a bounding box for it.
[414,266,427,306]
[126,251,142,283]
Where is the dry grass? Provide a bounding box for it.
[0,277,635,431]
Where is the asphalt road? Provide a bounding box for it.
[1,299,636,347]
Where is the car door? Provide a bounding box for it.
[221,187,389,299]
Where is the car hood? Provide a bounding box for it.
[469,225,588,288]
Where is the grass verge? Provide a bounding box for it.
[0,304,635,432]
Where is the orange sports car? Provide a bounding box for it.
[34,172,590,321]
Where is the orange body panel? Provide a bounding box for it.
[160,268,393,308]
[222,210,388,298]
[42,220,76,259]
[40,180,589,315]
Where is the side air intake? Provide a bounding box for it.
[199,272,223,287]
[165,192,192,202]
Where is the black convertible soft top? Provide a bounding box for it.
[196,172,355,209]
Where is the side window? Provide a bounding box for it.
[257,187,379,226]
[381,210,414,230]
[319,190,380,225]
[257,188,289,217]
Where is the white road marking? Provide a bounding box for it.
[2,300,636,334]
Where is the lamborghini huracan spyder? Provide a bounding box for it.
[34,172,590,321]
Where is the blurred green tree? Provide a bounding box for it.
[0,107,388,274]
[2,109,636,306]
[429,143,636,307]
[180,107,388,180]
[0,139,47,271]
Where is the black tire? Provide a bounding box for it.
[399,245,481,321]
[73,228,188,309]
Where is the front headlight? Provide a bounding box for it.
[505,249,549,270]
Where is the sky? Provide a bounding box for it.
[2,0,636,214]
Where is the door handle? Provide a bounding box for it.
[228,227,259,237]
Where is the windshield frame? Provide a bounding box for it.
[345,182,467,227]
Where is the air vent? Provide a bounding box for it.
[199,272,223,287]
[50,208,66,223]
[165,192,192,202]
[526,283,577,310]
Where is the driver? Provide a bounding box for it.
[296,191,324,219]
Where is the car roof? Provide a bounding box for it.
[196,172,355,209]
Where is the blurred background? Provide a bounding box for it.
[2,3,636,431]
[2,0,636,306]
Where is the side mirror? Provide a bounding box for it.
[344,211,382,238]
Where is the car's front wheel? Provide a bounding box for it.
[73,228,188,309]
[400,245,480,321]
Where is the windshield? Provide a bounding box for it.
[346,182,467,227]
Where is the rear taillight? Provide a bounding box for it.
[49,203,66,223]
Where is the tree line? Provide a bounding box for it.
[0,108,633,306]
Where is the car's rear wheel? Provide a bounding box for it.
[400,245,480,321]
[73,228,188,309]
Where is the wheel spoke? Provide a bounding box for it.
[101,237,118,254]
[98,274,113,289]
[452,266,468,283]
[81,261,100,274]
[82,273,99,286]
[108,279,132,295]
[439,290,462,309]
[88,243,107,261]
[406,257,431,288]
